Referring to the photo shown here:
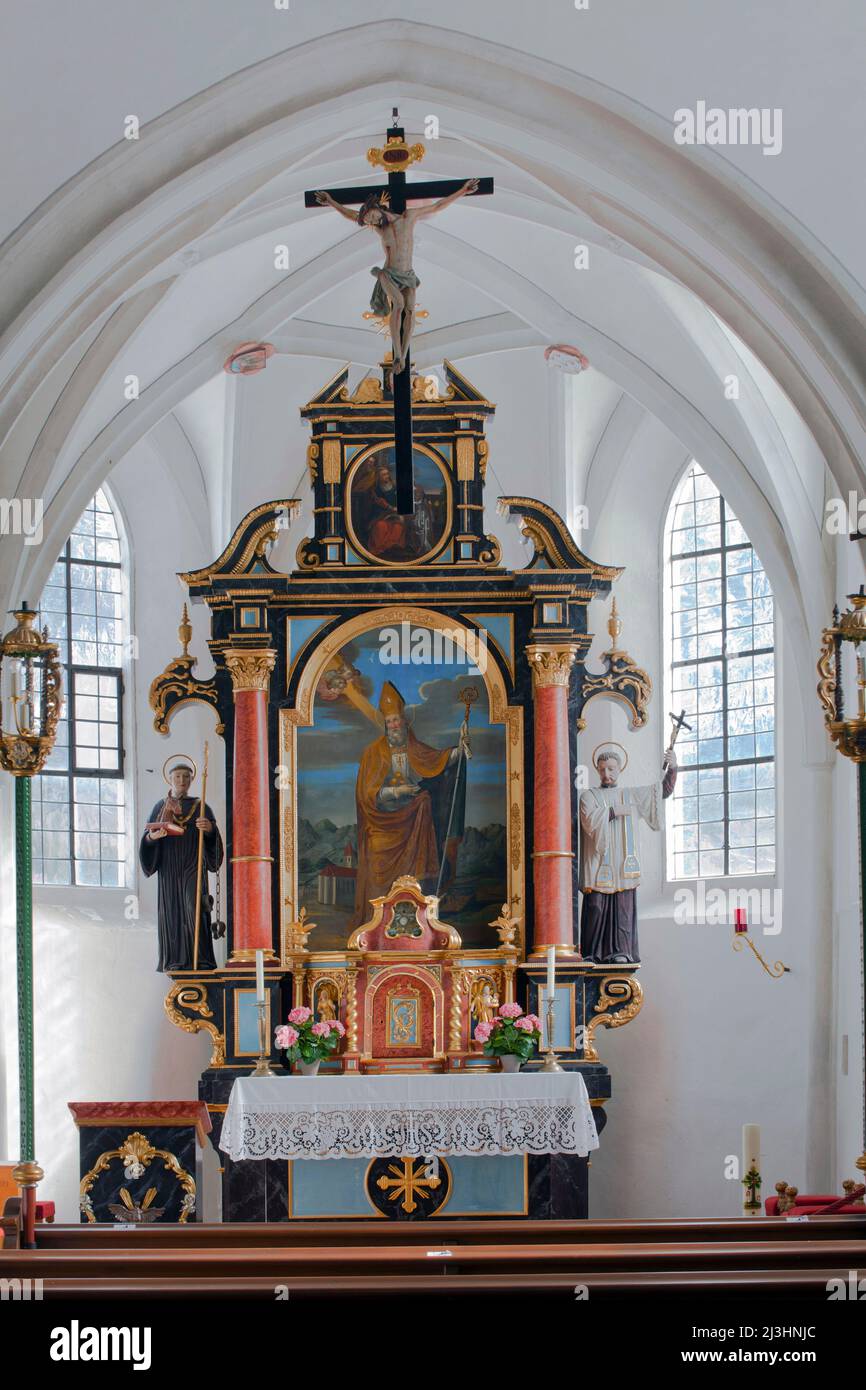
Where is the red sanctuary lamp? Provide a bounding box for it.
[733,908,748,934]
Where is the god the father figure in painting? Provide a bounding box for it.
[578,743,676,963]
[352,682,470,926]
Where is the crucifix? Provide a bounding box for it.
[306,111,493,513]
[663,708,693,772]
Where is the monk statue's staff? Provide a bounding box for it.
[435,687,477,899]
[192,740,209,971]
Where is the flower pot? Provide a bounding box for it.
[296,1059,321,1076]
[500,1054,522,1073]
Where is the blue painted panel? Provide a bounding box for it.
[443,1156,525,1215]
[539,984,573,1049]
[470,613,514,668]
[290,1159,372,1217]
[289,1155,526,1217]
[236,991,261,1053]
[288,616,333,666]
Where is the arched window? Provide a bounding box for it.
[664,463,775,880]
[32,488,128,886]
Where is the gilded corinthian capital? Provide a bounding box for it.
[224,648,276,694]
[525,643,579,691]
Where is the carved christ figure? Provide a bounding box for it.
[315,180,480,372]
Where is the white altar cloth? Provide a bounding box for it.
[219,1071,598,1162]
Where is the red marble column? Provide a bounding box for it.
[527,644,578,955]
[224,648,277,963]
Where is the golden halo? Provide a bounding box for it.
[591,741,629,772]
[162,754,197,785]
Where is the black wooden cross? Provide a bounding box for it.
[305,112,493,513]
[669,709,693,739]
[663,707,693,771]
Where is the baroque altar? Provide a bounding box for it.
[152,358,652,1220]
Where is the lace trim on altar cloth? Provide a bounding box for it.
[220,1097,599,1161]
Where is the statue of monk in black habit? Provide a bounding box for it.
[139,759,223,972]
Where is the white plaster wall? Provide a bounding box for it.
[578,421,835,1217]
[830,534,866,1189]
[0,443,226,1221]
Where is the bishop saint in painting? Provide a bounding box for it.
[352,682,468,926]
[139,759,224,972]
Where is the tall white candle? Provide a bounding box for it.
[255,948,265,1004]
[546,945,556,1002]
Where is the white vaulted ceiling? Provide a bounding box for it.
[0,5,864,720]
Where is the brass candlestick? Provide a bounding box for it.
[541,993,563,1073]
[251,1000,276,1078]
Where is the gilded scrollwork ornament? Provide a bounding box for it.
[579,599,652,728]
[582,974,644,1061]
[148,604,223,736]
[164,982,225,1066]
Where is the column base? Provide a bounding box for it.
[526,945,582,960]
[227,948,279,967]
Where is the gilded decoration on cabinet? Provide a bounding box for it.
[80,1131,196,1224]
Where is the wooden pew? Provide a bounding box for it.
[4,1201,863,1299]
[11,1212,865,1251]
[3,1236,864,1284]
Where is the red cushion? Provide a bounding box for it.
[766,1195,864,1216]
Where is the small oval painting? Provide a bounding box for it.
[348,446,449,563]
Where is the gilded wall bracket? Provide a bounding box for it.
[164,981,225,1067]
[583,973,644,1061]
[148,604,224,735]
[578,598,652,729]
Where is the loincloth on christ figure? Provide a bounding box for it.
[370,265,420,318]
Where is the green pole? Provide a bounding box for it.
[15,775,34,1163]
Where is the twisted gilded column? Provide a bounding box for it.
[224,648,277,964]
[526,643,579,955]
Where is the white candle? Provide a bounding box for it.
[546,945,556,1002]
[255,948,265,1004]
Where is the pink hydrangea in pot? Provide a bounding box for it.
[474,1003,542,1072]
[275,1007,346,1076]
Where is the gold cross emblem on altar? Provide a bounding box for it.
[375,1157,441,1214]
